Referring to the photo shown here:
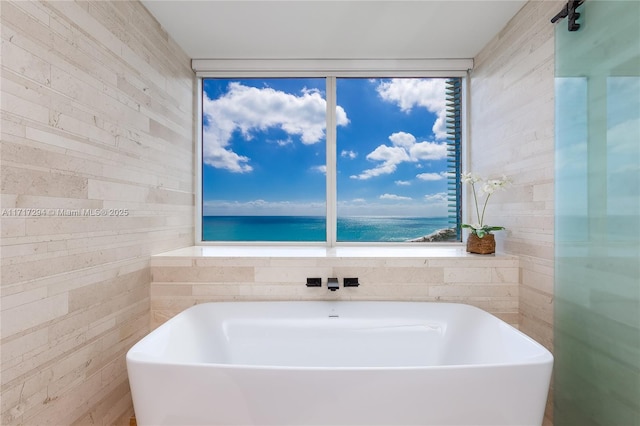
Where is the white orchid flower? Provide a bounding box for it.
[482,183,496,194]
[461,171,510,237]
[461,172,482,184]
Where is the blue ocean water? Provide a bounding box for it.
[202,216,452,242]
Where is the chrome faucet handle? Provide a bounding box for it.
[327,278,339,291]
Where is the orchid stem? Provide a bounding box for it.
[479,193,492,227]
[472,183,481,226]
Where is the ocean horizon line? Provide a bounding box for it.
[203,214,449,219]
[202,215,456,242]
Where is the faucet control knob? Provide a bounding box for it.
[344,277,359,287]
[306,277,322,287]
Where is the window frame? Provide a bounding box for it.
[195,59,470,246]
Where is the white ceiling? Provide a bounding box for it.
[141,1,528,60]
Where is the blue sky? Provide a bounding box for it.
[202,78,450,217]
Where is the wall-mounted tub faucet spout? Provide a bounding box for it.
[328,278,339,291]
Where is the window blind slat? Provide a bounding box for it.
[445,78,463,241]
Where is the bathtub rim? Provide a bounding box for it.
[127,300,554,370]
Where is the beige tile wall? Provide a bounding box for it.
[150,250,520,330]
[0,0,559,423]
[469,2,558,424]
[1,1,194,424]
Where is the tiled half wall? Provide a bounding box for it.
[150,247,520,330]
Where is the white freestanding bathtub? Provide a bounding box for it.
[127,301,553,426]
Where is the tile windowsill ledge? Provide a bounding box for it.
[154,245,515,259]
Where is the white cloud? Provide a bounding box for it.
[350,163,398,180]
[337,199,447,217]
[203,82,349,172]
[395,180,411,186]
[388,132,416,148]
[201,139,253,173]
[380,193,412,201]
[311,165,327,174]
[410,141,448,160]
[203,199,325,216]
[272,137,293,147]
[367,144,411,163]
[376,78,448,140]
[424,192,448,202]
[341,150,358,159]
[351,131,447,180]
[417,172,448,181]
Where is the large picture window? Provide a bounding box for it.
[201,78,327,241]
[200,76,463,243]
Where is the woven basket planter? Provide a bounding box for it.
[466,233,496,254]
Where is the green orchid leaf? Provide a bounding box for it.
[461,223,504,238]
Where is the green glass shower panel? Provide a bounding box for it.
[555,2,640,426]
[555,77,588,242]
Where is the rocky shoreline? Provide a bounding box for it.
[407,227,458,242]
